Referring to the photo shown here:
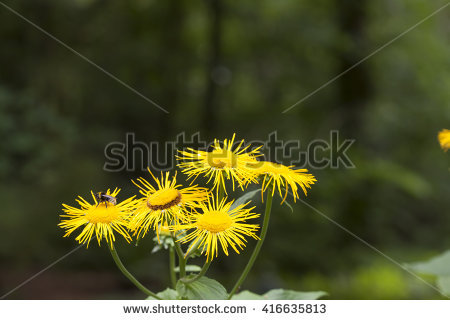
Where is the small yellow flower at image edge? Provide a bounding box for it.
[129,169,209,240]
[58,188,137,249]
[251,160,317,203]
[177,133,262,193]
[438,129,450,151]
[175,196,260,262]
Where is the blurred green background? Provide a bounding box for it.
[1,0,450,299]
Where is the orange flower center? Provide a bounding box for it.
[196,210,233,233]
[147,188,182,210]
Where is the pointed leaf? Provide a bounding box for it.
[231,290,264,300]
[264,289,327,300]
[407,251,450,276]
[146,288,179,300]
[230,189,261,210]
[176,276,227,300]
[437,276,450,295]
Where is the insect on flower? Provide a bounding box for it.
[59,188,138,248]
[94,191,117,208]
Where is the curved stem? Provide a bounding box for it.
[172,233,186,278]
[169,246,177,289]
[180,260,212,284]
[227,186,273,299]
[109,245,161,300]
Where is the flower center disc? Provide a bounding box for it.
[147,188,181,210]
[208,149,237,169]
[196,211,233,233]
[85,204,120,224]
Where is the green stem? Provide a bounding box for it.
[218,183,225,202]
[172,233,186,278]
[169,246,177,289]
[109,245,161,300]
[227,186,273,299]
[180,260,212,284]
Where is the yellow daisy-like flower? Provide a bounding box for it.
[438,129,450,151]
[129,169,209,240]
[177,134,262,193]
[251,161,316,203]
[176,196,260,261]
[59,188,137,249]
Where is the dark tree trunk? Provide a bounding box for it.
[156,0,185,138]
[203,0,223,139]
[335,0,375,243]
[336,0,372,137]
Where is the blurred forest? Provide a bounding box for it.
[1,0,450,299]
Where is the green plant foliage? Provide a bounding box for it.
[265,289,327,300]
[147,288,179,300]
[229,189,261,210]
[176,276,228,300]
[231,289,327,300]
[436,277,450,295]
[231,290,264,300]
[151,235,174,253]
[407,251,450,276]
[407,251,450,297]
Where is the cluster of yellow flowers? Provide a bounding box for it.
[59,134,316,261]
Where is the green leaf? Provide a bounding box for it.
[230,189,261,210]
[174,265,202,273]
[176,276,228,300]
[232,289,327,300]
[437,276,450,295]
[264,289,327,300]
[146,288,179,300]
[407,250,450,276]
[231,290,264,300]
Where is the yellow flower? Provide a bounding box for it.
[177,134,261,193]
[251,161,316,203]
[438,129,450,151]
[129,169,209,240]
[59,188,136,249]
[176,196,260,261]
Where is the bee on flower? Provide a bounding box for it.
[59,188,138,249]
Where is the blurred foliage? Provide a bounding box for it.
[0,0,450,299]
